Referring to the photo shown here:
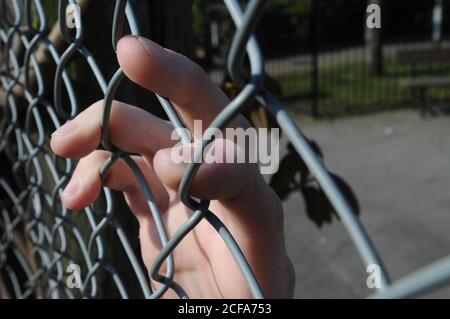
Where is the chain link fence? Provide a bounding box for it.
[0,0,450,299]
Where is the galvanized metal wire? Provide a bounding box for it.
[0,0,449,299]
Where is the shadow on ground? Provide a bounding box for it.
[281,109,450,298]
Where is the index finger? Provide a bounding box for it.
[116,35,249,135]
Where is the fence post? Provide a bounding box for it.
[365,0,384,75]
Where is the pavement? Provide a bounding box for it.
[281,109,450,298]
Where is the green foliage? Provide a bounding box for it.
[192,0,205,38]
[40,0,59,30]
[264,0,313,43]
[269,0,313,14]
[278,60,450,116]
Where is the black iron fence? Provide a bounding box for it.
[201,0,450,117]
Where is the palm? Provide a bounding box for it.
[137,188,257,298]
[141,198,247,298]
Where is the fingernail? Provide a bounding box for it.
[135,36,168,60]
[62,179,79,198]
[52,120,77,138]
[136,36,153,55]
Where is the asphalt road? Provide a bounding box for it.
[281,110,450,298]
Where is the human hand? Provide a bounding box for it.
[50,35,294,298]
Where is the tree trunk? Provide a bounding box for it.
[365,0,383,75]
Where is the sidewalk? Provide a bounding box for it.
[283,110,450,298]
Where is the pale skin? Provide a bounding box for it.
[50,35,295,298]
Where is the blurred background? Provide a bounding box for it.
[194,0,450,117]
[1,0,450,298]
[133,0,450,298]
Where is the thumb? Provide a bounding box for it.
[153,139,259,201]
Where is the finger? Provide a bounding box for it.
[50,100,175,159]
[116,35,249,133]
[152,138,258,200]
[61,150,170,219]
[152,138,283,239]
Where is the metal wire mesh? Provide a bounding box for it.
[0,0,450,299]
